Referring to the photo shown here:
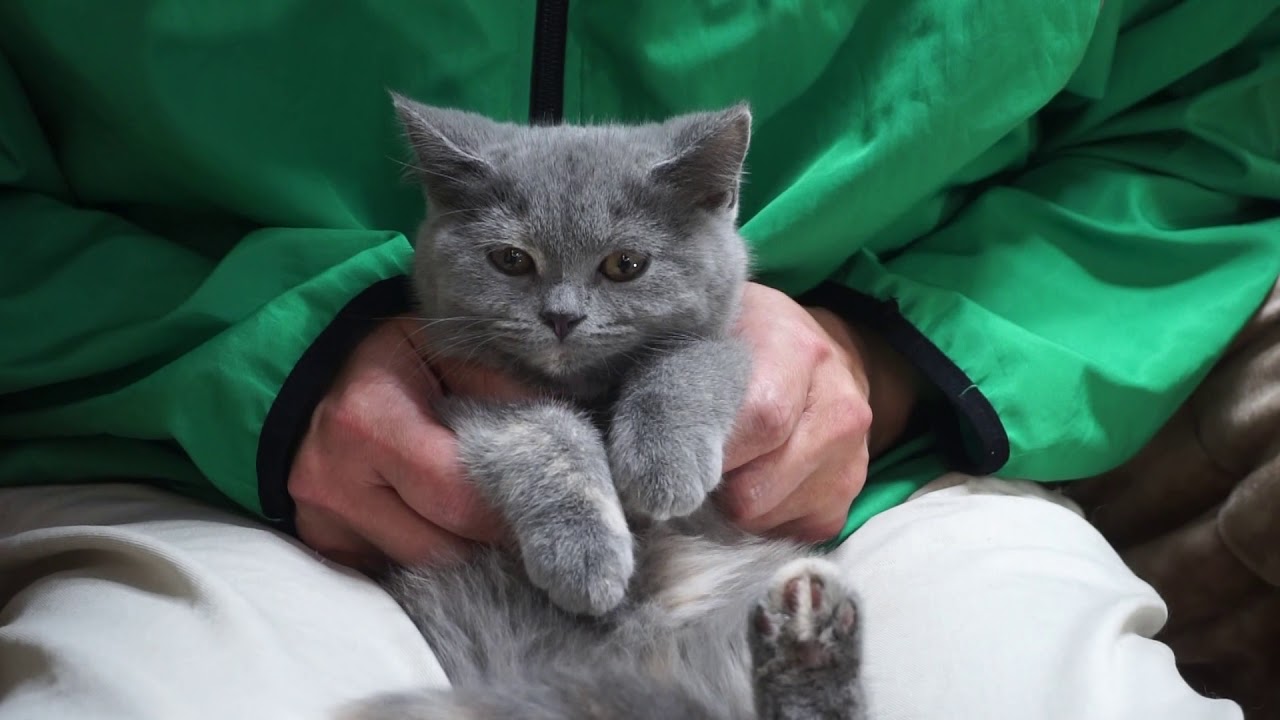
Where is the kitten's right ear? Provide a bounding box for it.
[391,92,497,207]
[651,103,752,212]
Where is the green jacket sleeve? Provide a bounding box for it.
[815,1,1280,496]
[0,52,414,519]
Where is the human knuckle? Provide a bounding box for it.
[835,398,873,438]
[748,388,793,445]
[805,333,834,365]
[314,393,358,435]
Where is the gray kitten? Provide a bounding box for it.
[343,96,869,720]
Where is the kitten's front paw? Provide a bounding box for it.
[750,559,861,674]
[608,424,724,521]
[520,502,635,617]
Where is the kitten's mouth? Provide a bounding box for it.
[528,338,608,379]
[536,345,578,376]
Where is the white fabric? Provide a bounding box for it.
[0,480,1240,720]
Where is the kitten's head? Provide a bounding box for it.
[394,94,751,381]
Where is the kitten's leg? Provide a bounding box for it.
[442,398,633,617]
[340,670,731,720]
[749,558,867,720]
[609,337,750,519]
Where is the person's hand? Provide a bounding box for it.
[290,317,527,570]
[717,283,919,542]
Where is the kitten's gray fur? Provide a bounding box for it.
[343,96,869,720]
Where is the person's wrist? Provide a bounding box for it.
[807,307,921,458]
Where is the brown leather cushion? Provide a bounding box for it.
[1067,279,1280,718]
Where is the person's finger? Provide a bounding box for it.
[746,384,871,539]
[294,502,386,568]
[743,451,868,541]
[722,359,871,531]
[719,410,825,524]
[721,356,842,520]
[722,362,809,472]
[358,369,507,544]
[381,422,507,545]
[328,483,476,568]
[292,451,478,569]
[724,283,824,471]
[768,504,855,545]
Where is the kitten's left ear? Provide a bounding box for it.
[651,103,752,211]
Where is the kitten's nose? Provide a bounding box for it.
[540,311,586,340]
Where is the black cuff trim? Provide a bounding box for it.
[798,282,1010,475]
[256,277,414,531]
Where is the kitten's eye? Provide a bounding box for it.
[599,250,650,282]
[488,246,535,276]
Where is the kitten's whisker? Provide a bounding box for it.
[420,331,511,365]
[394,159,472,186]
[406,315,498,328]
[658,329,709,344]
[456,334,505,368]
[419,336,487,362]
[429,207,484,220]
[387,323,501,371]
[402,317,495,345]
[385,336,443,386]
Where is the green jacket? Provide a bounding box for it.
[3,1,1278,542]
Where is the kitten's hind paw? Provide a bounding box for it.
[751,559,860,671]
[749,559,867,719]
